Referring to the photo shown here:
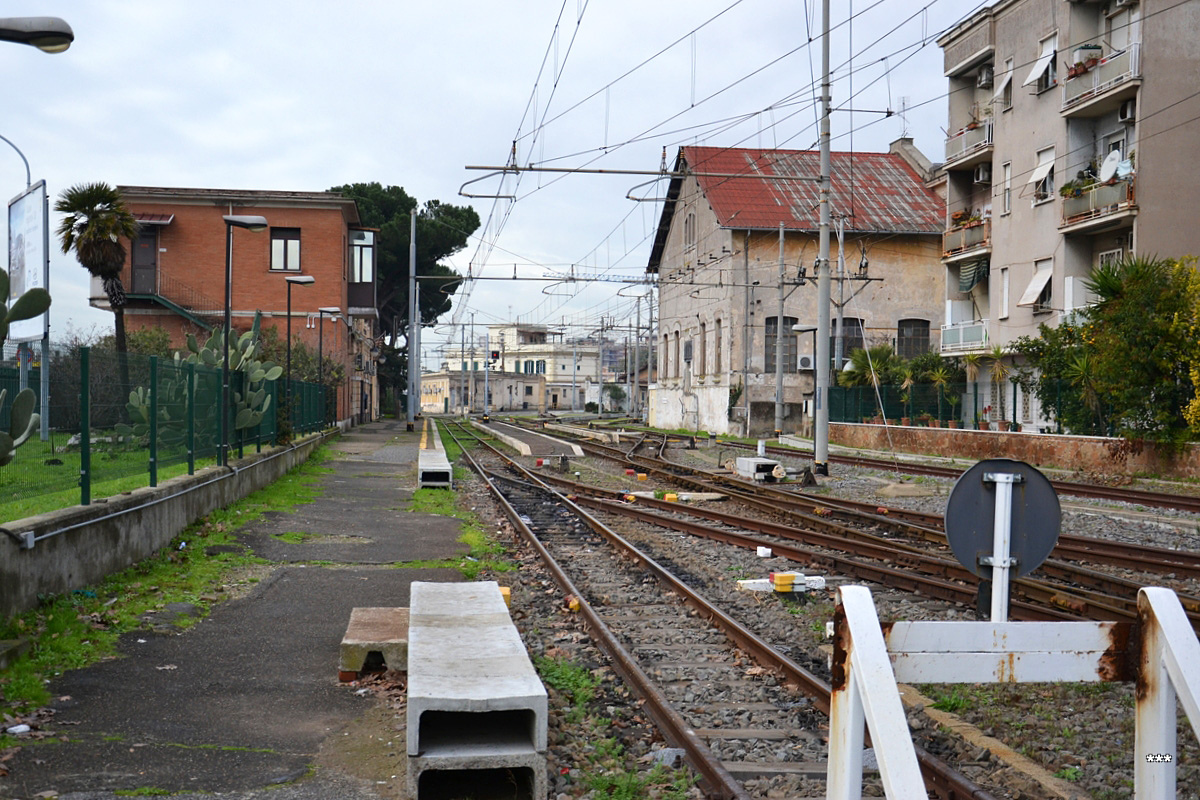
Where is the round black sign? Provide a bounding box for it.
[945,458,1060,578]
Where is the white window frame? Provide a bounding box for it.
[1002,162,1012,215]
[994,58,1014,110]
[999,267,1010,320]
[1030,147,1056,205]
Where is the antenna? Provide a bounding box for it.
[898,96,910,138]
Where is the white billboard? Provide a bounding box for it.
[7,180,48,342]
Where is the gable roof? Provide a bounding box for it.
[647,146,943,272]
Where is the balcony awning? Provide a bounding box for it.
[134,213,174,225]
[1026,160,1054,186]
[958,257,990,292]
[1022,36,1057,87]
[1017,262,1054,307]
[991,68,1012,102]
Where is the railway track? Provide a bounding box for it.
[444,420,999,800]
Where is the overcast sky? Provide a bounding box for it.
[3,1,976,366]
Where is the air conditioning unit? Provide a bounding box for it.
[973,163,992,184]
[798,354,815,371]
[1118,99,1136,123]
[1114,0,1134,7]
[976,65,994,89]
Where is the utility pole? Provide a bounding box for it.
[460,322,467,416]
[571,339,578,411]
[814,0,833,475]
[483,328,490,421]
[625,336,631,414]
[774,221,786,438]
[597,318,605,412]
[834,217,846,371]
[406,211,417,431]
[633,296,641,417]
[470,313,476,414]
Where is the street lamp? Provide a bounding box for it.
[284,275,315,427]
[221,215,268,466]
[0,17,74,52]
[317,306,341,426]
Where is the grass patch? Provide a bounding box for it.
[0,447,333,713]
[408,485,511,580]
[114,789,171,797]
[271,532,314,543]
[928,686,972,713]
[536,656,599,725]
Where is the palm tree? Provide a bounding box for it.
[962,352,985,423]
[928,366,950,423]
[56,183,140,386]
[988,344,1011,420]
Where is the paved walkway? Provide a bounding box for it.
[1,420,464,800]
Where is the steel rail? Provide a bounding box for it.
[448,422,999,800]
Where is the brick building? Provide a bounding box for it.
[90,186,380,423]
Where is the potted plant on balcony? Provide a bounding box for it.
[951,209,970,226]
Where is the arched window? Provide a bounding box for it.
[714,318,722,373]
[897,319,930,359]
[673,331,681,378]
[684,212,696,252]
[697,322,707,376]
[662,334,670,378]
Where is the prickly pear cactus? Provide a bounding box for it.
[0,268,51,466]
[122,312,282,444]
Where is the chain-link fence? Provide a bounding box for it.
[0,345,328,523]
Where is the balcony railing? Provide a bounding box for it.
[944,121,993,163]
[1061,177,1135,226]
[941,319,988,352]
[1062,43,1140,111]
[943,219,991,258]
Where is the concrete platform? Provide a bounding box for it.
[338,606,410,681]
[406,580,547,800]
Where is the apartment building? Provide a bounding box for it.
[938,0,1199,426]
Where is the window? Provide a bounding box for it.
[524,386,533,396]
[270,228,301,272]
[662,334,669,378]
[349,230,374,283]
[1098,248,1124,268]
[833,318,865,360]
[896,319,930,359]
[714,318,722,373]
[683,212,696,252]
[536,360,546,374]
[523,360,534,374]
[673,331,681,378]
[994,58,1014,110]
[999,267,1010,320]
[1002,162,1012,215]
[1022,34,1057,92]
[1106,5,1134,53]
[697,322,707,375]
[764,316,799,373]
[1029,147,1055,203]
[1017,258,1054,312]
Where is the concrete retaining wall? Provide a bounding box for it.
[831,423,1200,480]
[0,432,331,620]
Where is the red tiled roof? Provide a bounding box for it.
[682,146,942,234]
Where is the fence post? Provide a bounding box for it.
[80,347,91,506]
[186,362,195,475]
[149,356,158,487]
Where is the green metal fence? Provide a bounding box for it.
[0,346,328,521]
[829,382,994,426]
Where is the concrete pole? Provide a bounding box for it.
[483,328,489,420]
[742,232,751,436]
[470,313,476,413]
[571,340,577,411]
[406,211,416,431]
[834,217,846,371]
[814,0,833,475]
[597,318,605,412]
[625,337,631,414]
[774,221,785,438]
[633,296,641,417]
[414,282,421,418]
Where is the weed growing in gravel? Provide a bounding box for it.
[0,448,333,712]
[535,656,598,724]
[928,686,972,713]
[1055,765,1081,781]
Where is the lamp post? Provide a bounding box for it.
[221,215,268,467]
[317,306,341,426]
[284,275,314,427]
[0,17,74,52]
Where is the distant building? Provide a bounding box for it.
[937,0,1200,428]
[421,369,546,415]
[97,186,380,423]
[647,142,944,435]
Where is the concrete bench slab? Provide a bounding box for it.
[406,581,547,800]
[338,607,409,681]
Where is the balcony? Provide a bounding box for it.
[943,219,991,260]
[1060,177,1137,234]
[1062,43,1140,117]
[944,121,993,169]
[941,319,989,353]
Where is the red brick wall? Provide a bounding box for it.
[119,201,354,419]
[831,423,1200,480]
